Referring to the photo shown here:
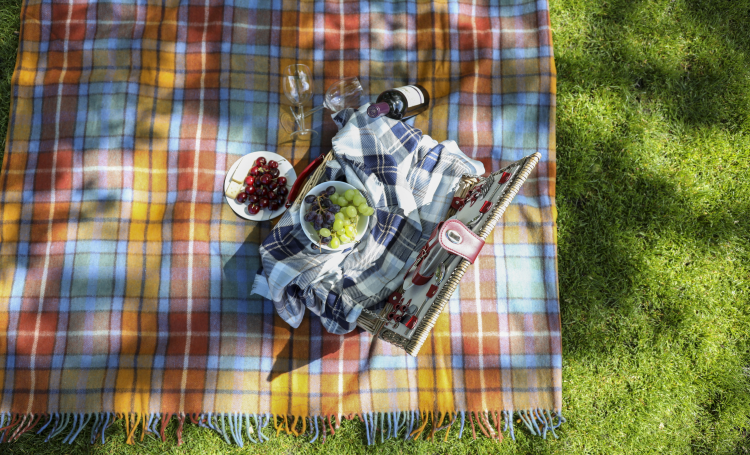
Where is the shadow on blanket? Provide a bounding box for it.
[222,229,365,383]
[264,314,364,383]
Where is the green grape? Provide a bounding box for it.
[352,194,364,206]
[357,202,369,214]
[339,234,351,244]
[319,228,331,237]
[344,189,356,201]
[332,220,344,231]
[364,207,375,216]
[345,206,358,218]
[345,226,356,238]
[329,237,341,249]
[334,212,345,221]
[344,219,353,226]
[338,198,348,207]
[329,194,339,205]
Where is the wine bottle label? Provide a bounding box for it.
[394,85,424,107]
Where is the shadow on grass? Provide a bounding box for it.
[557,123,749,343]
[555,0,750,340]
[554,0,750,451]
[0,0,20,160]
[558,0,749,129]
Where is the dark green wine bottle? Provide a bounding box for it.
[367,84,430,121]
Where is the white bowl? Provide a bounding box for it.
[299,181,371,251]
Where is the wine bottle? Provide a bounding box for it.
[367,84,430,121]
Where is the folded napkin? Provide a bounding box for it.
[256,105,484,334]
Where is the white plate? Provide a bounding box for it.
[224,151,297,221]
[299,181,371,251]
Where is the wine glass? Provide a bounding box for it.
[282,64,314,137]
[281,76,364,135]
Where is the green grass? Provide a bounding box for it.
[1,0,749,453]
[0,0,20,163]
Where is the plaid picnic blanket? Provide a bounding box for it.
[258,106,485,334]
[0,0,562,445]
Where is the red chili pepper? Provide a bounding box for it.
[285,154,327,209]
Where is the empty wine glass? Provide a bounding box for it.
[282,64,314,137]
[281,76,364,135]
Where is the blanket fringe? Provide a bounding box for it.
[0,409,564,445]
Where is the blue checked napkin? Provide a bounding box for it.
[254,105,484,334]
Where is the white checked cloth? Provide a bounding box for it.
[255,105,484,334]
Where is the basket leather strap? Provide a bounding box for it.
[438,219,485,264]
[405,219,485,289]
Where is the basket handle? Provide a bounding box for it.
[285,154,327,209]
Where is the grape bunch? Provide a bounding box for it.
[235,157,289,215]
[304,187,375,249]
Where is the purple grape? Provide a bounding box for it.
[320,199,331,208]
[325,212,336,224]
[305,195,316,204]
[315,213,324,225]
[326,186,336,196]
[321,236,331,244]
[304,212,316,222]
[330,204,340,213]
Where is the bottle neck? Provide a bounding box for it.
[367,102,391,118]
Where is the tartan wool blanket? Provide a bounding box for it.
[0,0,562,446]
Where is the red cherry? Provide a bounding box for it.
[274,197,285,206]
[269,201,280,211]
[276,186,288,197]
[253,179,262,188]
[248,203,260,215]
[244,176,255,186]
[268,181,279,190]
[254,157,267,167]
[259,174,271,185]
[236,193,247,203]
[256,167,267,175]
[245,185,256,195]
[249,166,260,176]
[259,197,270,208]
[247,194,259,204]
[269,168,280,178]
[256,188,266,198]
[268,160,278,169]
[277,177,287,186]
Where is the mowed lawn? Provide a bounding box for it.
[1,0,749,453]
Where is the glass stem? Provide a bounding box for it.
[297,105,307,131]
[296,104,325,123]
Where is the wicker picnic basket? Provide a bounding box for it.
[290,150,541,356]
